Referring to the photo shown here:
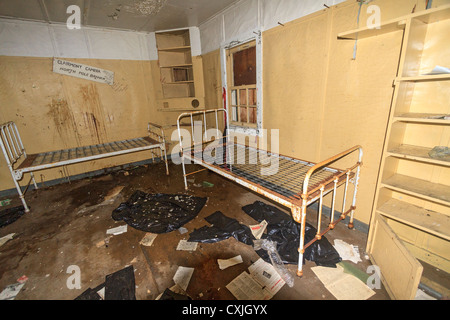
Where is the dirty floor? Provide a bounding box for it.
[0,162,395,300]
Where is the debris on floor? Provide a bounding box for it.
[202,181,214,188]
[176,239,198,252]
[242,201,341,267]
[139,233,158,247]
[249,220,268,239]
[75,265,136,300]
[188,211,254,245]
[217,255,243,270]
[0,199,12,207]
[0,205,26,228]
[106,224,128,236]
[173,266,195,292]
[333,239,362,264]
[311,264,375,300]
[226,258,285,300]
[0,282,26,300]
[111,191,207,233]
[156,284,192,300]
[0,233,15,247]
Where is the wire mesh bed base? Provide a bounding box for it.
[177,109,363,277]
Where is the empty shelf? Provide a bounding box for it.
[387,145,450,166]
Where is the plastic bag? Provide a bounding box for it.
[253,239,294,287]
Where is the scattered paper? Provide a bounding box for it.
[226,258,285,300]
[312,265,375,300]
[97,287,105,300]
[333,239,362,264]
[218,255,243,270]
[16,275,28,284]
[248,258,285,296]
[0,233,15,247]
[249,220,268,240]
[173,266,194,291]
[106,225,127,235]
[0,283,25,300]
[139,233,158,247]
[103,186,125,202]
[176,239,198,252]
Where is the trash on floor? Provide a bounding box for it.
[0,205,26,228]
[188,211,254,245]
[311,264,375,300]
[226,258,285,300]
[156,284,192,300]
[217,255,243,270]
[333,239,362,264]
[249,220,268,240]
[202,181,214,188]
[139,233,158,247]
[253,239,294,287]
[242,201,341,267]
[0,282,26,300]
[112,191,207,234]
[106,224,128,236]
[0,199,12,207]
[74,265,136,300]
[173,266,194,292]
[176,239,198,252]
[0,233,15,247]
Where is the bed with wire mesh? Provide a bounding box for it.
[177,108,363,277]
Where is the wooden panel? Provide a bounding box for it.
[233,46,256,86]
[368,215,423,300]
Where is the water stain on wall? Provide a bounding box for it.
[79,84,108,144]
[47,98,81,147]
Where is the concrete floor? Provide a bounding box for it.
[0,162,392,300]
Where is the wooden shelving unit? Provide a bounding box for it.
[155,29,205,111]
[340,4,450,300]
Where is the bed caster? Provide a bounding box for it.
[348,222,354,229]
[296,270,303,277]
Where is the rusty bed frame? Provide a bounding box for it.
[177,108,363,277]
[0,121,169,213]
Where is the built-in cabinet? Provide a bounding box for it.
[155,29,205,111]
[339,4,450,300]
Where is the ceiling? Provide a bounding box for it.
[0,0,239,32]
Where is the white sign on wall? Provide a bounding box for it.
[53,58,114,85]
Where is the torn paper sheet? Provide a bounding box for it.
[249,220,268,240]
[176,239,198,252]
[333,239,362,264]
[248,258,285,296]
[312,265,375,300]
[424,65,450,75]
[226,271,272,300]
[139,233,158,247]
[0,233,15,247]
[173,266,194,291]
[106,225,127,235]
[218,255,243,270]
[0,283,25,300]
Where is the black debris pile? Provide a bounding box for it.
[75,265,136,300]
[112,191,207,234]
[242,201,341,268]
[0,206,27,229]
[188,211,254,245]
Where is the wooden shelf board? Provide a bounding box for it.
[162,81,194,85]
[160,64,193,69]
[381,174,450,206]
[158,46,191,52]
[387,144,450,166]
[338,4,450,40]
[394,113,450,124]
[377,198,450,241]
[395,74,450,82]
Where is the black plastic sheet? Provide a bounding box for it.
[0,205,26,229]
[188,211,254,245]
[242,201,341,267]
[112,191,207,234]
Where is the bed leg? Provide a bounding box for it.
[293,204,306,277]
[181,157,188,191]
[30,172,38,190]
[13,176,30,213]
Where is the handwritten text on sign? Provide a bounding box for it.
[53,58,114,85]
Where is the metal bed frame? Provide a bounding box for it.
[0,121,169,213]
[177,108,363,277]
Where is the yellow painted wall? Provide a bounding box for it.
[0,57,181,191]
[200,0,449,225]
